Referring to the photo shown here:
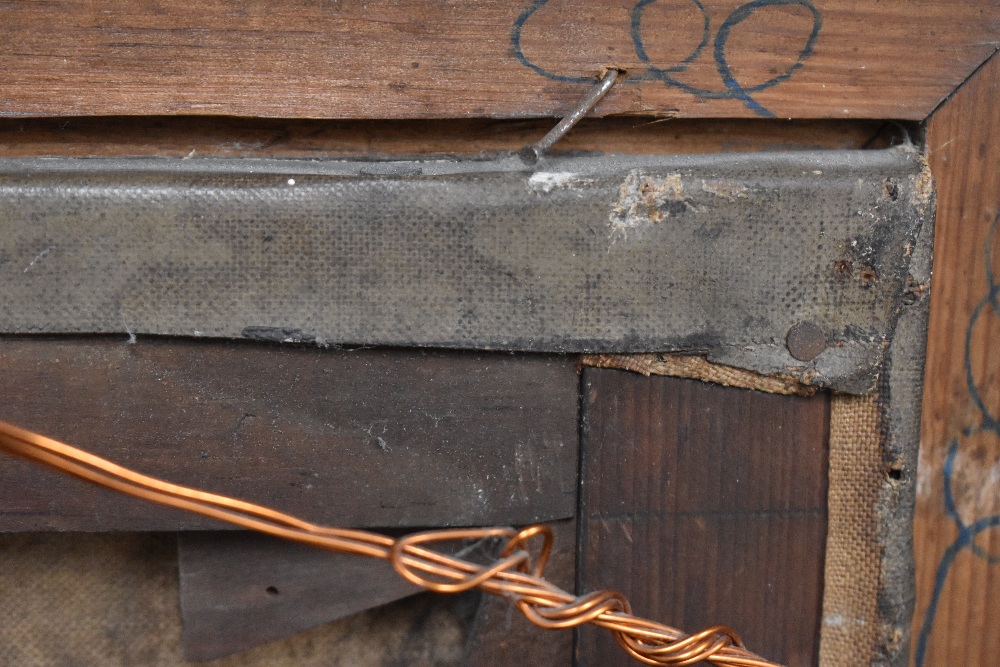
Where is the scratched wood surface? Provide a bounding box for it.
[577,370,829,667]
[0,337,578,531]
[911,52,1000,667]
[0,1,997,120]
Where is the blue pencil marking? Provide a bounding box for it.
[713,0,821,117]
[512,0,822,118]
[631,0,710,73]
[915,211,1000,667]
[511,0,597,84]
[966,214,1000,434]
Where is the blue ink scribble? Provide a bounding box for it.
[512,0,597,83]
[512,0,822,118]
[631,0,710,74]
[915,211,1000,666]
[712,0,821,117]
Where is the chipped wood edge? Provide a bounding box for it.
[579,353,819,397]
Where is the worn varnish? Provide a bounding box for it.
[577,369,829,667]
[912,52,1000,667]
[0,1,997,120]
[0,337,578,531]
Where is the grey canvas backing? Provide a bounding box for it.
[0,148,930,393]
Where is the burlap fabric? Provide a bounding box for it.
[818,394,883,666]
[0,533,470,667]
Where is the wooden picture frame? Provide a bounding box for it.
[0,2,997,666]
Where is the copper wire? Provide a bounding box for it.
[0,419,782,667]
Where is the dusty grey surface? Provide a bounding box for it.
[0,533,478,667]
[871,176,935,666]
[0,149,929,392]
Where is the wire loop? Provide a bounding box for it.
[500,524,553,577]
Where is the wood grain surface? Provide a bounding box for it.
[0,337,578,531]
[911,52,1000,667]
[0,1,997,120]
[576,369,829,667]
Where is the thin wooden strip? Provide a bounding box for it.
[0,117,892,159]
[177,520,576,663]
[0,1,996,120]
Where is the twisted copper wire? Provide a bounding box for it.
[0,419,781,667]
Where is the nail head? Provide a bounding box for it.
[786,321,826,362]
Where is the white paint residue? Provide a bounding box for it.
[916,446,937,501]
[356,420,389,451]
[609,170,695,238]
[23,246,54,273]
[528,172,591,194]
[940,438,1000,522]
[701,178,749,200]
[823,614,866,627]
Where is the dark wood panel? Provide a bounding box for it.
[0,1,996,119]
[0,337,578,531]
[576,369,828,667]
